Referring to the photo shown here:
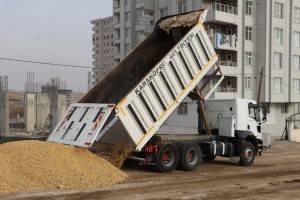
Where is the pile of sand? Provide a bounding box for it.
[0,140,127,195]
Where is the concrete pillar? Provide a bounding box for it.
[24,93,36,132]
[50,94,67,132]
[36,94,50,130]
[0,93,9,139]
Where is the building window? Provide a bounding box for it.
[125,28,131,37]
[274,28,283,44]
[125,11,131,22]
[274,77,283,93]
[294,32,300,47]
[246,1,253,16]
[245,27,252,40]
[160,8,168,17]
[295,7,300,23]
[226,77,232,88]
[245,52,252,66]
[281,103,288,113]
[226,53,232,62]
[294,55,300,70]
[293,79,300,93]
[125,0,131,6]
[274,3,283,18]
[273,52,282,69]
[178,102,188,115]
[177,0,187,14]
[245,77,251,89]
[125,43,131,54]
[226,26,233,35]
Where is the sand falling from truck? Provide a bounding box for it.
[0,140,127,195]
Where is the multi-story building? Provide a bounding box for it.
[91,0,300,136]
[91,16,114,86]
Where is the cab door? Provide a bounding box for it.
[248,104,262,138]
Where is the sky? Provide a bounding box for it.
[0,0,112,92]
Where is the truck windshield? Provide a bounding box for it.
[249,107,261,122]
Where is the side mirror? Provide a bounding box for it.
[260,107,267,123]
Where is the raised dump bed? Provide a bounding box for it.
[48,9,223,152]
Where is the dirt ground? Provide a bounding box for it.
[2,139,300,200]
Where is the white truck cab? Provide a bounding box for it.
[204,98,265,140]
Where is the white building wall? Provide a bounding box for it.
[263,102,300,136]
[105,0,300,137]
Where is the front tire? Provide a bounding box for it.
[240,142,255,166]
[178,142,201,171]
[155,143,179,173]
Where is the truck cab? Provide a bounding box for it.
[205,98,265,140]
[202,98,265,164]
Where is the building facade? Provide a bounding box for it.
[92,0,300,136]
[91,16,114,85]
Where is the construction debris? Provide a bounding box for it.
[158,11,200,33]
[0,140,127,195]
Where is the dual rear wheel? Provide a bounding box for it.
[155,142,201,173]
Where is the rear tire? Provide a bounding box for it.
[178,142,201,171]
[240,142,255,166]
[155,143,179,173]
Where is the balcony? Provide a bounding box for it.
[114,52,121,60]
[114,37,121,45]
[209,33,237,50]
[114,7,120,13]
[114,1,120,13]
[204,2,238,24]
[136,18,154,36]
[218,61,236,67]
[201,75,238,99]
[216,87,237,93]
[114,20,121,29]
[136,0,154,14]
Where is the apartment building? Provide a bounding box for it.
[91,16,114,86]
[91,0,300,135]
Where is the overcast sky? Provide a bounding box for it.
[0,0,112,92]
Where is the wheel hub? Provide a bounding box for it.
[162,151,173,166]
[245,147,253,161]
[186,149,197,164]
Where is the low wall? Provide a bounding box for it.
[289,122,300,142]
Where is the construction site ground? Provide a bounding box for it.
[3,139,300,200]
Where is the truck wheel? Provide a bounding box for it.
[240,142,255,166]
[202,154,216,162]
[178,142,201,171]
[155,143,179,173]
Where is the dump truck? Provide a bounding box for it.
[47,9,266,172]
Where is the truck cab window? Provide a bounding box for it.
[249,107,261,122]
[249,107,256,119]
